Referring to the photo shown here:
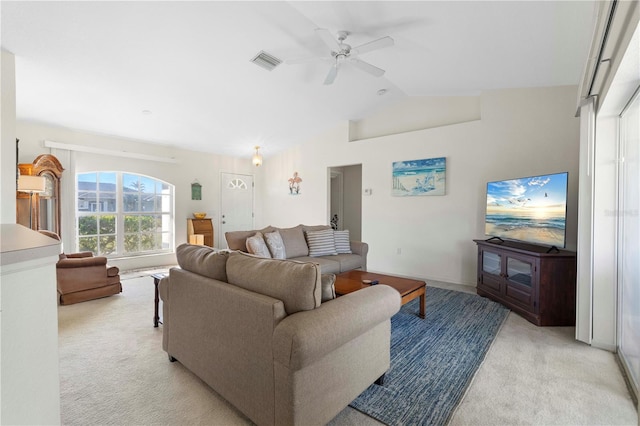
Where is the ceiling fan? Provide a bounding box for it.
[294,29,394,85]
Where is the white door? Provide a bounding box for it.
[220,173,254,248]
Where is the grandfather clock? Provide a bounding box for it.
[17,154,64,234]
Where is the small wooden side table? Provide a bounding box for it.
[151,273,168,327]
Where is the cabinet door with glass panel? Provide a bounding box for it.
[479,248,503,296]
[503,253,536,309]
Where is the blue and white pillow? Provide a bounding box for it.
[334,230,352,254]
[305,229,337,257]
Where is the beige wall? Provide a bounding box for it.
[15,122,255,271]
[259,86,580,287]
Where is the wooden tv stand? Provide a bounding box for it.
[473,239,576,326]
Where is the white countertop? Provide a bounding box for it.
[0,224,61,266]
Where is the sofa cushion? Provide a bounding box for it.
[246,232,272,258]
[302,224,331,233]
[226,252,321,315]
[176,244,229,282]
[334,253,364,272]
[334,230,352,254]
[277,225,309,258]
[264,230,286,259]
[292,256,341,274]
[225,226,275,251]
[305,229,338,257]
[321,273,336,302]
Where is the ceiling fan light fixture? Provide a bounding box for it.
[252,146,263,167]
[310,28,394,86]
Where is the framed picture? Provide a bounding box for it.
[392,157,446,196]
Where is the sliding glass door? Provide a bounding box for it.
[618,88,640,398]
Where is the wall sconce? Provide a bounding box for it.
[17,175,46,229]
[252,146,263,167]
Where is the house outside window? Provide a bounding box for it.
[76,172,173,257]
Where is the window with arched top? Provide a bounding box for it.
[227,178,248,190]
[76,172,174,257]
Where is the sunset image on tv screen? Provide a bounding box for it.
[485,172,568,247]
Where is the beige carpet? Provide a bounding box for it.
[58,272,638,425]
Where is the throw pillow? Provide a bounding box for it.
[246,232,272,258]
[321,273,336,302]
[264,230,286,259]
[334,230,352,254]
[277,225,308,258]
[305,229,337,257]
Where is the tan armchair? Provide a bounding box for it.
[38,230,122,305]
[56,252,122,305]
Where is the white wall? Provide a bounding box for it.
[16,122,255,271]
[260,86,580,286]
[1,50,17,224]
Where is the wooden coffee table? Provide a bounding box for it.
[335,270,426,318]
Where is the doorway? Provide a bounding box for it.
[328,164,362,241]
[220,172,254,248]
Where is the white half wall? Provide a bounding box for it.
[259,86,580,286]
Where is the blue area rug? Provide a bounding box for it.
[350,286,509,425]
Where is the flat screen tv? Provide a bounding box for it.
[485,172,568,248]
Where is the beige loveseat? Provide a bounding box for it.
[225,224,367,274]
[160,244,400,426]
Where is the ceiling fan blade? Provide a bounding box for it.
[351,36,394,56]
[349,58,385,77]
[323,64,338,85]
[315,28,341,52]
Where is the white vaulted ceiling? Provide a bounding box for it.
[1,1,596,158]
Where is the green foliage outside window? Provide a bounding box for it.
[124,215,162,253]
[78,215,116,254]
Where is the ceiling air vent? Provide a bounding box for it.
[250,50,282,71]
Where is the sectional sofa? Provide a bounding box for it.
[160,244,400,425]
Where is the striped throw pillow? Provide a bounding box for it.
[305,229,337,257]
[334,230,352,254]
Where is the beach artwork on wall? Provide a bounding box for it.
[392,157,446,196]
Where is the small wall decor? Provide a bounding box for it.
[392,157,446,196]
[330,214,338,230]
[288,171,302,195]
[191,180,202,200]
